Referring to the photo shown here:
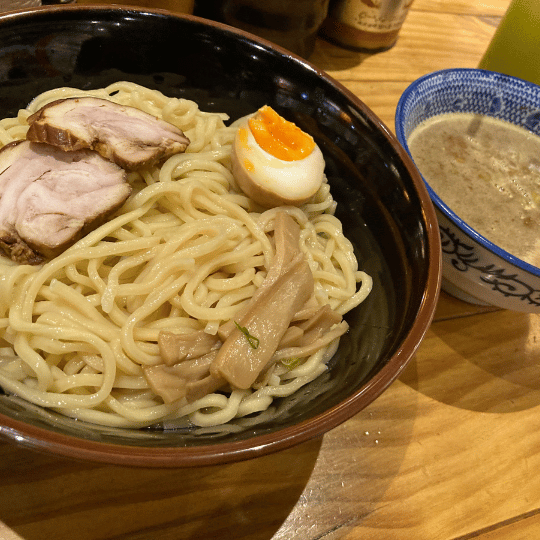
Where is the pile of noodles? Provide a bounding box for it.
[0,82,372,428]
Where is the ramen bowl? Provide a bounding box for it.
[0,5,440,467]
[396,68,540,313]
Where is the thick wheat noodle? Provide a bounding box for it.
[0,82,372,428]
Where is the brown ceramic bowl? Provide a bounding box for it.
[0,5,441,467]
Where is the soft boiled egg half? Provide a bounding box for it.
[231,106,325,208]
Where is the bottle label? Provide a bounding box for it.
[331,0,413,34]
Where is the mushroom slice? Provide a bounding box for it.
[0,141,131,264]
[158,329,221,367]
[143,351,225,404]
[210,254,314,390]
[26,97,190,170]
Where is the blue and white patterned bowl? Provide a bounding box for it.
[396,68,540,312]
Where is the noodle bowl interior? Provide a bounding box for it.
[0,82,372,429]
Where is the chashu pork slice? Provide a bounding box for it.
[26,97,190,170]
[0,140,131,265]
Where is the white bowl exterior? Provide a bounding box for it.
[437,209,540,312]
[396,68,540,312]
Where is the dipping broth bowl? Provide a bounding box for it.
[396,68,540,313]
[0,5,440,467]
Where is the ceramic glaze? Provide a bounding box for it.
[0,5,440,466]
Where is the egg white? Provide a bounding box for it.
[231,116,325,208]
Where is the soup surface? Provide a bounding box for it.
[408,113,540,266]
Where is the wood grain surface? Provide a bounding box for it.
[3,1,536,539]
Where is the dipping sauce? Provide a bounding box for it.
[408,113,540,266]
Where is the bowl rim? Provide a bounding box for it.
[0,4,442,467]
[395,67,540,278]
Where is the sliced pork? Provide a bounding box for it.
[26,97,190,170]
[0,140,131,264]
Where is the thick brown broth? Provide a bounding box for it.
[408,113,540,266]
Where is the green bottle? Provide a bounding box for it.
[479,0,540,86]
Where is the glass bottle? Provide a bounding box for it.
[195,0,330,58]
[320,0,414,52]
[478,0,540,86]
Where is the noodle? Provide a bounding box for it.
[0,82,372,428]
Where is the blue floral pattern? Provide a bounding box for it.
[440,226,540,307]
[399,69,540,140]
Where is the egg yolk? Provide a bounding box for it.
[247,105,315,162]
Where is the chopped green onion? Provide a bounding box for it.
[234,321,260,350]
[281,357,303,370]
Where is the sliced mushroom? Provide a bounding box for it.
[158,329,221,367]
[143,351,225,404]
[210,254,314,390]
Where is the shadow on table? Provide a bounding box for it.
[0,437,321,540]
[0,382,419,540]
[400,309,540,413]
[268,384,420,539]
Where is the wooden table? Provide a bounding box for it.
[4,1,538,539]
